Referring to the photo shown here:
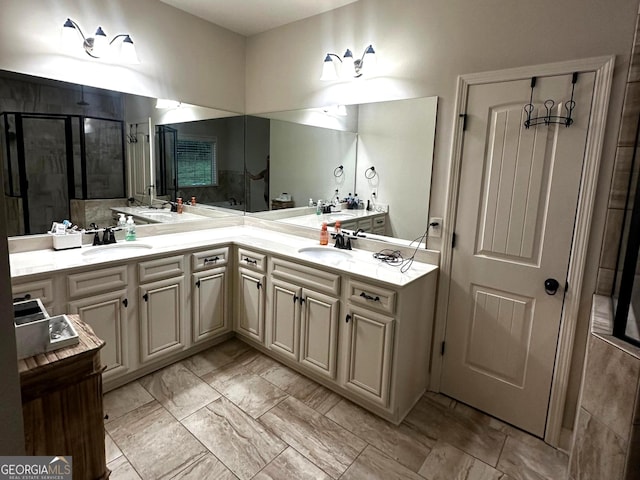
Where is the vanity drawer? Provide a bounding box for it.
[138,255,184,283]
[348,279,396,315]
[356,217,373,231]
[237,248,266,272]
[373,216,386,228]
[271,257,340,295]
[13,278,55,305]
[191,247,229,271]
[68,265,128,299]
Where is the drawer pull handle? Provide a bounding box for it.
[244,257,257,265]
[345,314,351,323]
[13,293,32,302]
[360,292,381,302]
[143,293,149,302]
[196,280,201,288]
[122,298,128,308]
[204,256,219,265]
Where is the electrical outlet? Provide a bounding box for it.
[429,217,443,238]
[371,188,378,198]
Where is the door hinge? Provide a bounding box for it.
[452,232,456,248]
[460,113,467,131]
[441,341,446,355]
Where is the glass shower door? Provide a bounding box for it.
[21,116,71,234]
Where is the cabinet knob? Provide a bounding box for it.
[346,314,351,323]
[300,297,306,304]
[13,293,31,302]
[196,280,201,288]
[122,298,128,308]
[257,281,262,290]
[293,294,298,303]
[143,293,149,302]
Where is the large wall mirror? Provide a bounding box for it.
[0,69,437,241]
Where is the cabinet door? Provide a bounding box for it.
[300,289,339,379]
[192,267,229,343]
[68,289,129,380]
[343,306,395,407]
[139,276,185,363]
[237,269,265,343]
[270,278,301,361]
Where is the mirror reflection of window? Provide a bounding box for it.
[177,136,218,187]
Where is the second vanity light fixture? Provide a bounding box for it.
[321,44,376,81]
[61,18,139,64]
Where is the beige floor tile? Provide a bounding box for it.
[341,445,424,480]
[259,362,320,399]
[253,447,331,480]
[259,396,367,479]
[139,362,221,420]
[299,384,342,414]
[107,456,142,480]
[326,399,434,472]
[105,401,207,479]
[182,396,286,480]
[182,338,251,377]
[497,435,568,480]
[171,453,237,480]
[104,432,122,464]
[204,360,288,418]
[404,395,506,467]
[418,441,504,480]
[103,381,154,424]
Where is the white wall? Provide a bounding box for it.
[270,120,357,208]
[245,0,639,430]
[0,0,246,112]
[356,96,437,239]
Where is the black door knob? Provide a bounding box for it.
[544,278,560,295]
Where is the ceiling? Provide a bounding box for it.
[159,0,359,36]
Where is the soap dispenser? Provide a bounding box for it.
[125,215,136,241]
[320,222,329,245]
[117,213,126,229]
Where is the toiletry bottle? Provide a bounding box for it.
[125,215,136,241]
[309,198,314,208]
[334,220,342,235]
[320,222,329,245]
[117,213,126,229]
[316,200,322,215]
[191,196,196,206]
[177,197,183,214]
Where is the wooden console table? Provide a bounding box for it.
[19,314,108,480]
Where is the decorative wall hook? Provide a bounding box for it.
[523,72,578,129]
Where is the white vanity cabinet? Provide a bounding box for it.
[236,248,267,344]
[191,247,230,343]
[137,255,186,363]
[12,275,61,315]
[66,265,131,381]
[341,275,437,421]
[269,258,341,380]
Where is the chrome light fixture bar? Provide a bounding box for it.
[61,18,139,64]
[321,44,376,81]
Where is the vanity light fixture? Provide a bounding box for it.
[155,98,182,109]
[321,44,376,81]
[61,18,139,64]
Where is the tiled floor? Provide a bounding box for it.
[103,338,568,480]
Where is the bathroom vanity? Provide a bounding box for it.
[10,224,438,424]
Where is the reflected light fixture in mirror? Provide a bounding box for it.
[61,18,140,64]
[321,44,376,81]
[156,98,182,109]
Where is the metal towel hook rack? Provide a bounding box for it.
[523,72,578,129]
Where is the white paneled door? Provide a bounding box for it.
[441,72,595,437]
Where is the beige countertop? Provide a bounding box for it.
[276,209,385,229]
[111,206,209,224]
[10,225,437,288]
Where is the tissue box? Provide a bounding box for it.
[51,232,83,250]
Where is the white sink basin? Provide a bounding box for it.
[82,243,153,258]
[327,213,356,222]
[297,246,352,263]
